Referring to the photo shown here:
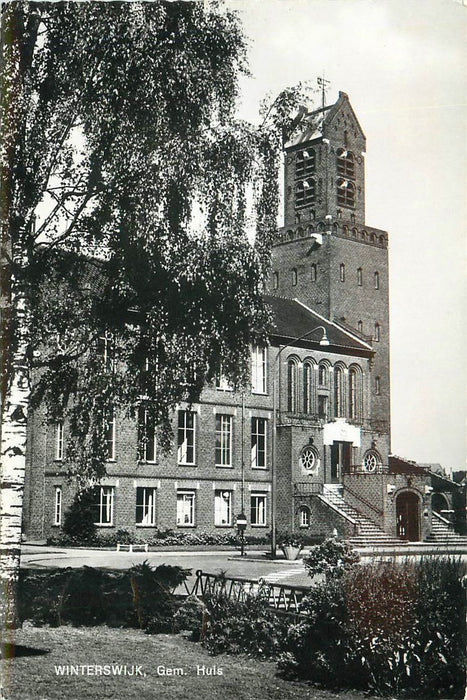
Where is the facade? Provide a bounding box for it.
[24,93,456,544]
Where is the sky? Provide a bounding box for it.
[225,0,466,471]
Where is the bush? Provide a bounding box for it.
[303,537,360,580]
[173,595,206,640]
[278,557,467,698]
[47,528,269,548]
[62,487,98,543]
[202,584,288,659]
[18,562,190,631]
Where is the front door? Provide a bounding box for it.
[330,441,352,483]
[396,491,420,541]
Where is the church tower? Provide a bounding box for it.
[269,91,390,448]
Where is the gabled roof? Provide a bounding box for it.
[265,294,373,356]
[285,91,366,150]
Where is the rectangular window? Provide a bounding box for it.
[105,410,116,460]
[177,491,195,526]
[138,407,157,462]
[250,493,267,526]
[136,487,157,526]
[216,373,233,391]
[93,486,114,526]
[318,395,328,420]
[215,414,232,467]
[99,332,114,372]
[251,417,267,469]
[54,486,62,526]
[251,346,267,394]
[177,410,196,465]
[214,490,232,526]
[55,422,64,461]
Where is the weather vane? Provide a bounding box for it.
[317,75,331,110]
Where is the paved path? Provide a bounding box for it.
[20,545,312,587]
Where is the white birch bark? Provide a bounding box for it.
[1,275,30,632]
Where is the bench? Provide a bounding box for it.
[116,543,149,553]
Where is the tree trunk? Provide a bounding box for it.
[1,282,30,631]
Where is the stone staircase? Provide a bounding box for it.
[319,485,403,547]
[425,512,467,546]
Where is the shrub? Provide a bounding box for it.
[173,595,206,640]
[278,557,467,698]
[303,537,360,580]
[62,487,98,543]
[202,584,288,659]
[18,562,190,631]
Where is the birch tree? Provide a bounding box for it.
[0,0,307,629]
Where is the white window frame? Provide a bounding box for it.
[299,505,310,528]
[54,486,62,526]
[251,346,267,394]
[177,490,195,527]
[139,407,157,463]
[136,487,157,526]
[214,490,233,526]
[177,410,196,465]
[216,372,233,392]
[251,417,267,469]
[95,486,114,526]
[215,414,233,467]
[105,411,116,461]
[55,421,64,461]
[250,493,267,527]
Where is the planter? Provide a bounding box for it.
[281,545,303,561]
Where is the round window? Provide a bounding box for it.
[362,450,381,473]
[299,446,319,474]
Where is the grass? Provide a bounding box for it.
[1,624,375,700]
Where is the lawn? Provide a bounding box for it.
[1,624,374,700]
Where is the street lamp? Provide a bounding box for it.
[271,326,330,558]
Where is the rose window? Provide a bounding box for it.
[299,447,318,473]
[363,450,381,473]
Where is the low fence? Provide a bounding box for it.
[185,569,310,615]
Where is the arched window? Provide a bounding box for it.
[357,320,363,333]
[296,149,315,178]
[291,268,297,286]
[299,505,310,527]
[357,267,362,286]
[287,359,299,413]
[318,363,328,387]
[332,222,339,234]
[303,361,315,414]
[333,366,345,418]
[339,263,345,282]
[348,365,362,421]
[336,149,355,179]
[273,271,279,289]
[374,323,380,342]
[374,271,380,289]
[375,376,381,395]
[342,225,348,236]
[295,179,315,208]
[311,263,317,282]
[337,179,355,208]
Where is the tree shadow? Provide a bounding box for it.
[2,644,50,658]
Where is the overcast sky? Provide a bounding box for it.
[225,0,466,470]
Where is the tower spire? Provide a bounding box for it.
[317,75,330,111]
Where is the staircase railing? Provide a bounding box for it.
[432,510,454,528]
[342,482,383,517]
[318,490,359,535]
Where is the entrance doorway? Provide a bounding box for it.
[330,442,352,483]
[396,491,420,541]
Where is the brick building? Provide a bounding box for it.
[24,92,458,545]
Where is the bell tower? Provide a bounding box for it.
[269,91,391,448]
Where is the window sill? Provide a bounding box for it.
[139,460,159,465]
[251,466,268,471]
[178,463,197,467]
[177,524,196,528]
[136,524,156,528]
[251,524,267,528]
[215,524,234,528]
[215,465,233,469]
[251,391,268,396]
[94,524,114,528]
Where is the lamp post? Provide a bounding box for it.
[271,325,330,558]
